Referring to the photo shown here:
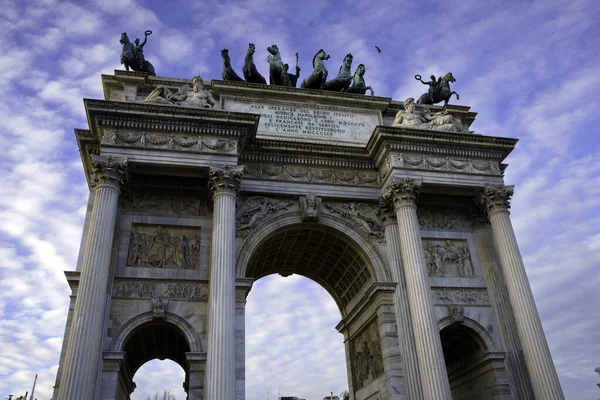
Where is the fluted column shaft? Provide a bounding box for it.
[57,155,127,400]
[473,223,534,399]
[205,165,243,400]
[383,179,452,400]
[479,185,564,399]
[383,219,423,400]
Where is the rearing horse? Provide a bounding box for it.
[300,49,330,90]
[417,72,459,106]
[243,43,266,84]
[323,53,354,92]
[120,32,155,76]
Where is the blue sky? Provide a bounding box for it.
[0,0,599,399]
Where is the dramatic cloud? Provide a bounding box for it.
[1,0,598,399]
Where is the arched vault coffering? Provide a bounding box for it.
[235,213,391,314]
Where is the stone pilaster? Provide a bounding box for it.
[380,207,423,400]
[382,179,452,400]
[205,165,243,400]
[478,185,564,399]
[186,352,206,400]
[57,155,127,400]
[472,208,535,399]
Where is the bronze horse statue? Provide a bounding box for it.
[120,31,155,75]
[221,49,244,81]
[300,49,330,90]
[347,64,374,95]
[416,72,459,106]
[243,43,266,84]
[267,44,284,86]
[323,53,354,92]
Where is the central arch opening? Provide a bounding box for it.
[245,223,376,310]
[243,223,378,399]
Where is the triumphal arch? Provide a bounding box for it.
[52,70,564,400]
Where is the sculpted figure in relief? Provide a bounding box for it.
[142,75,216,109]
[236,197,292,233]
[300,193,321,222]
[152,298,168,319]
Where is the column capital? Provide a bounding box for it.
[209,165,244,197]
[91,154,128,192]
[382,178,422,210]
[477,184,514,216]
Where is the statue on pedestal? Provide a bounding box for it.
[120,30,156,75]
[415,72,460,106]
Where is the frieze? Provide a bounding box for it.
[392,153,499,174]
[350,318,384,391]
[127,224,200,269]
[422,239,475,278]
[324,202,384,241]
[102,129,237,154]
[113,280,208,300]
[120,190,209,216]
[417,206,471,230]
[433,288,490,306]
[243,163,380,187]
[236,196,293,236]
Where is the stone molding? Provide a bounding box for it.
[437,316,499,352]
[102,129,237,155]
[90,154,127,191]
[209,165,244,197]
[477,184,514,216]
[243,162,380,187]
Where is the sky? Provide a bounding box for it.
[0,0,599,399]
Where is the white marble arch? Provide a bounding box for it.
[235,211,391,284]
[110,311,204,353]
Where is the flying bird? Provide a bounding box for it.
[374,45,382,53]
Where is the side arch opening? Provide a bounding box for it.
[440,322,509,399]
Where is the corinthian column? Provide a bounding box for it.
[380,209,423,400]
[57,155,127,400]
[382,179,452,400]
[205,165,243,400]
[478,185,564,399]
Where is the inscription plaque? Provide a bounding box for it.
[222,97,380,145]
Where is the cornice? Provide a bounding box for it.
[368,125,518,168]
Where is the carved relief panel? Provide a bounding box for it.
[113,279,208,300]
[127,224,201,269]
[422,239,475,278]
[350,318,384,391]
[417,206,471,230]
[120,188,209,217]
